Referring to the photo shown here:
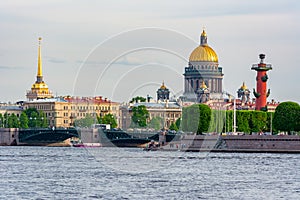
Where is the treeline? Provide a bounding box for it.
[0,108,47,128]
[181,101,300,135]
[208,110,274,134]
[74,113,118,128]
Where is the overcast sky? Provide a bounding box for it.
[0,0,299,103]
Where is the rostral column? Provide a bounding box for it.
[251,54,272,111]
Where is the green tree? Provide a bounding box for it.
[182,104,211,134]
[74,114,96,128]
[0,113,3,127]
[7,113,19,128]
[24,108,48,128]
[224,110,234,133]
[28,112,39,128]
[273,101,300,134]
[198,104,212,134]
[19,112,29,128]
[208,110,226,133]
[101,114,118,128]
[175,117,181,130]
[169,122,178,131]
[39,111,48,128]
[131,105,149,127]
[148,116,163,130]
[236,111,251,133]
[130,96,146,103]
[249,111,268,133]
[3,113,8,128]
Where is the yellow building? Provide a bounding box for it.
[26,37,53,100]
[24,96,120,128]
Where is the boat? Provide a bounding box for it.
[71,139,101,147]
[143,140,159,151]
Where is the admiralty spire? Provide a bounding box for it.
[26,37,53,100]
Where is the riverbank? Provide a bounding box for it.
[160,134,300,153]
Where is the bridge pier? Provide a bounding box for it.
[0,128,19,146]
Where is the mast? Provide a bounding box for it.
[233,97,236,134]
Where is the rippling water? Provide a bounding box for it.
[0,146,299,199]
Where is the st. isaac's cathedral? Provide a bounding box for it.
[179,29,278,112]
[182,30,223,102]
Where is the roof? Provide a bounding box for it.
[189,45,218,62]
[63,96,116,104]
[0,105,23,111]
[26,98,68,103]
[132,101,181,109]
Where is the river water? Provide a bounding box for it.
[0,146,299,200]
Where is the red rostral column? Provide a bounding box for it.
[251,54,272,111]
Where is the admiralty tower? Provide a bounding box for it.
[183,29,223,102]
[26,37,53,101]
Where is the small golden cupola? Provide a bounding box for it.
[240,82,247,90]
[157,81,170,101]
[160,81,167,90]
[237,81,251,104]
[200,80,208,89]
[26,37,53,101]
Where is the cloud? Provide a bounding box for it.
[0,65,25,70]
[114,56,143,66]
[76,56,144,66]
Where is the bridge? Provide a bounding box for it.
[100,129,178,147]
[18,128,79,145]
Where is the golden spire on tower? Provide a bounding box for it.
[37,37,43,79]
[26,37,53,100]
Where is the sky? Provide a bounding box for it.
[0,0,299,103]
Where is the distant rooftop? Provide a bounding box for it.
[0,105,23,111]
[26,98,68,103]
[132,101,181,109]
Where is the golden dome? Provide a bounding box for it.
[189,45,218,62]
[200,81,207,89]
[240,82,247,90]
[189,29,218,62]
[160,82,167,90]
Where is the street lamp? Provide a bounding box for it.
[41,117,44,128]
[29,117,37,128]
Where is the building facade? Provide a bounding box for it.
[24,96,120,128]
[120,83,182,130]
